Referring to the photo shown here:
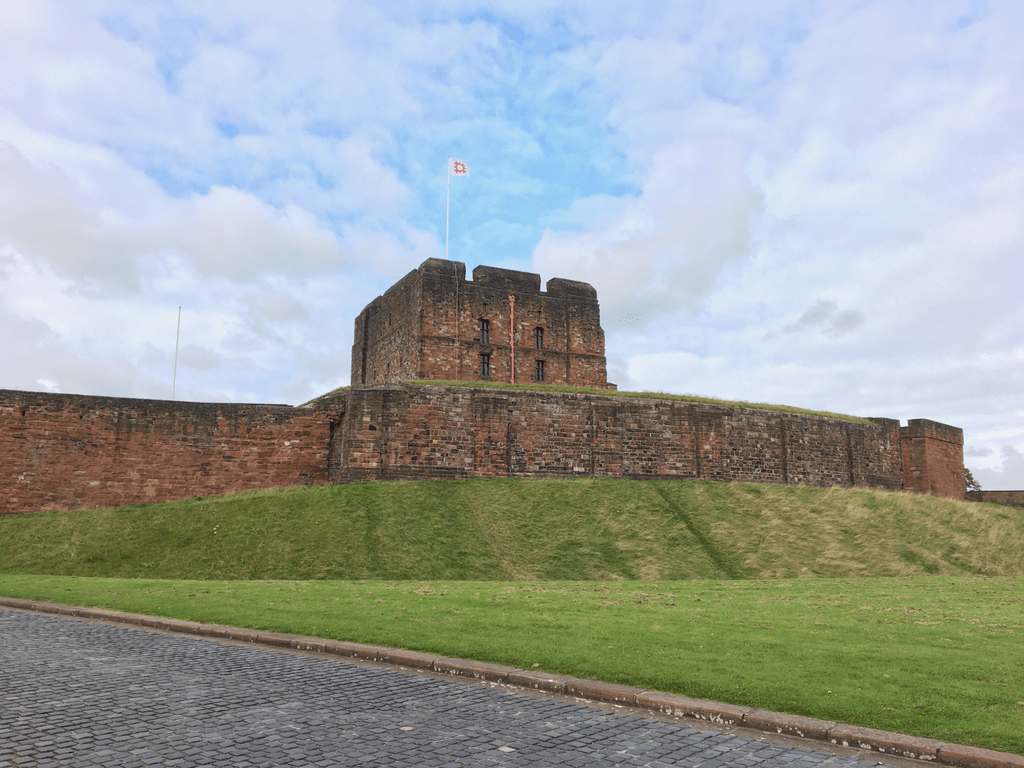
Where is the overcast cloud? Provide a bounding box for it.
[1,1,1021,488]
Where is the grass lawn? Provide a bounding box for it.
[2,478,1022,753]
[1,574,1021,755]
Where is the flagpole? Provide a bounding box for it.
[445,155,451,260]
[172,306,181,401]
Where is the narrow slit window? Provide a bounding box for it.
[534,327,544,350]
[479,318,489,345]
[535,359,545,382]
[480,353,491,377]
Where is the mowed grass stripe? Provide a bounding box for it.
[1,478,1022,581]
[0,575,1020,754]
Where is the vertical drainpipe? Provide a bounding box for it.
[455,269,460,380]
[509,294,515,384]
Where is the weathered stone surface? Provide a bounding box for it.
[1,388,339,515]
[351,258,613,389]
[321,640,383,661]
[635,691,754,725]
[2,382,965,515]
[290,636,328,653]
[565,679,643,705]
[901,419,966,500]
[432,657,520,682]
[330,384,911,492]
[0,262,966,515]
[829,724,944,759]
[939,743,1024,768]
[256,631,297,648]
[744,709,835,740]
[966,490,1024,509]
[506,670,577,693]
[376,648,439,669]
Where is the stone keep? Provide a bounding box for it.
[351,259,615,389]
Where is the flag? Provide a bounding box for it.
[449,157,469,177]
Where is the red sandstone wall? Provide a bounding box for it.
[351,268,423,386]
[1,390,340,515]
[418,262,610,388]
[352,259,610,389]
[966,490,1024,509]
[331,384,906,491]
[900,419,965,500]
[2,384,959,516]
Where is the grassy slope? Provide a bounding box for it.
[1,478,1021,581]
[2,479,1023,753]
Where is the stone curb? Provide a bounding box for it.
[2,597,1021,768]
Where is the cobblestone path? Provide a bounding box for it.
[0,610,900,768]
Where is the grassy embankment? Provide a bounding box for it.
[2,478,1021,580]
[1,478,1022,753]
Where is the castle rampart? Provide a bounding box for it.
[327,384,908,490]
[1,384,966,515]
[0,389,341,516]
[966,491,1024,509]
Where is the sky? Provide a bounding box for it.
[2,1,1022,489]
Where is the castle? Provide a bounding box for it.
[1,259,968,516]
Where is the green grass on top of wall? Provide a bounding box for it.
[304,379,875,423]
[406,380,875,423]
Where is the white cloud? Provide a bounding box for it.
[533,138,764,327]
[0,141,353,285]
[973,446,1024,492]
[779,299,864,337]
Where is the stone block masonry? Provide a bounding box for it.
[966,491,1024,509]
[1,383,964,515]
[329,384,911,492]
[351,258,614,389]
[0,389,343,516]
[900,419,965,500]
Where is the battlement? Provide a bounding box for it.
[471,264,542,293]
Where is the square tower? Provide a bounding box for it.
[351,258,613,389]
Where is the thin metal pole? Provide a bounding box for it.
[445,155,450,260]
[455,257,460,378]
[172,306,181,400]
[509,294,516,385]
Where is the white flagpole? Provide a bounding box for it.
[172,306,181,400]
[445,155,451,260]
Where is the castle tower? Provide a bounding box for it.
[900,419,966,500]
[351,258,614,389]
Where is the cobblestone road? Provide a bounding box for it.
[1,609,903,768]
